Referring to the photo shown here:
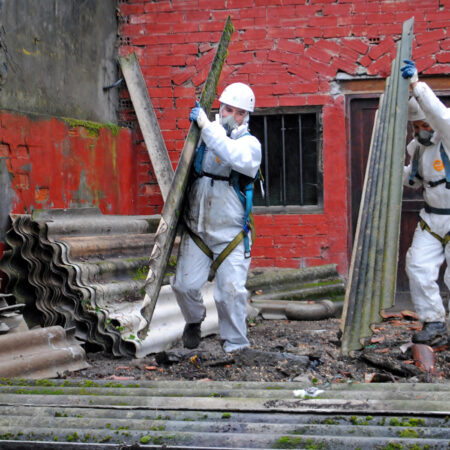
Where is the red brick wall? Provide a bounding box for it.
[118,0,450,274]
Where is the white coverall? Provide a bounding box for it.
[171,118,261,353]
[403,82,450,323]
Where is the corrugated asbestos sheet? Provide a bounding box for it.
[0,379,448,449]
[0,207,163,357]
[341,18,414,355]
[0,326,88,378]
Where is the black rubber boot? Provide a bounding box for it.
[412,321,448,346]
[182,322,201,349]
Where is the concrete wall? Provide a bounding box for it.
[0,0,119,123]
[117,0,450,274]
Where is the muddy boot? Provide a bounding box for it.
[412,321,448,346]
[182,322,201,349]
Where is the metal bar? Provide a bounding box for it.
[381,17,414,310]
[365,91,390,329]
[341,93,386,351]
[139,17,234,336]
[298,115,304,205]
[340,18,414,355]
[118,52,174,201]
[281,115,287,205]
[263,117,269,205]
[358,74,394,343]
[342,99,385,352]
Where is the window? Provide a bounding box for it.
[249,109,323,212]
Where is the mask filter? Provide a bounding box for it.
[415,130,434,146]
[221,114,238,136]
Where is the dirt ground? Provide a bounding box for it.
[67,313,450,385]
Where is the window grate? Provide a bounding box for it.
[250,110,322,210]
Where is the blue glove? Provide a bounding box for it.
[189,101,201,122]
[189,101,210,129]
[401,59,418,83]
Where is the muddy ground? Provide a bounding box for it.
[68,313,449,385]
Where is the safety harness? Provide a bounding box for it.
[409,142,450,245]
[419,218,450,247]
[409,142,450,189]
[186,136,257,281]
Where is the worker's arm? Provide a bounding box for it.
[412,82,450,145]
[401,60,450,145]
[201,121,261,178]
[189,101,261,177]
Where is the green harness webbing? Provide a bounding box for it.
[419,217,450,247]
[187,131,258,281]
[185,214,256,282]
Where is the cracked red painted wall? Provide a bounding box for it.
[0,110,139,288]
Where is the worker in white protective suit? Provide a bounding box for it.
[170,82,262,353]
[401,59,449,346]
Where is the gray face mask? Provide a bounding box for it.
[415,129,434,146]
[221,114,238,136]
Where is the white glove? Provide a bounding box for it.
[196,108,210,129]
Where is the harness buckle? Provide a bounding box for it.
[244,251,251,259]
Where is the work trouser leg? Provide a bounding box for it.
[406,224,447,323]
[170,232,211,324]
[212,240,251,353]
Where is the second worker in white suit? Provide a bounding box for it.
[401,59,449,346]
[171,82,262,353]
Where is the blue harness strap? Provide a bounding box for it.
[410,142,450,189]
[194,142,206,176]
[229,171,255,258]
[192,130,257,259]
[440,143,450,189]
[409,146,420,185]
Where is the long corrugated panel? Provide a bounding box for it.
[0,207,162,357]
[0,379,448,448]
[0,326,88,378]
[341,18,414,355]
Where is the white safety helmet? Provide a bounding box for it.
[219,82,255,112]
[408,96,426,122]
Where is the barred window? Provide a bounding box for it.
[250,109,323,212]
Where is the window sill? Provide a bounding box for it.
[253,205,323,215]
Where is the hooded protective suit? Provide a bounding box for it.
[403,82,450,324]
[171,101,261,353]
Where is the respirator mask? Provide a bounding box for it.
[415,129,434,147]
[220,114,238,136]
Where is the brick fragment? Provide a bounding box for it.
[367,36,396,60]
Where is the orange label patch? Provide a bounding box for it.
[216,156,221,164]
[433,160,444,171]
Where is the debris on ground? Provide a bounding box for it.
[66,310,449,384]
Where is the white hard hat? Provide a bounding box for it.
[408,96,426,122]
[219,82,255,112]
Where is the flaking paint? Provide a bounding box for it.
[0,109,138,265]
